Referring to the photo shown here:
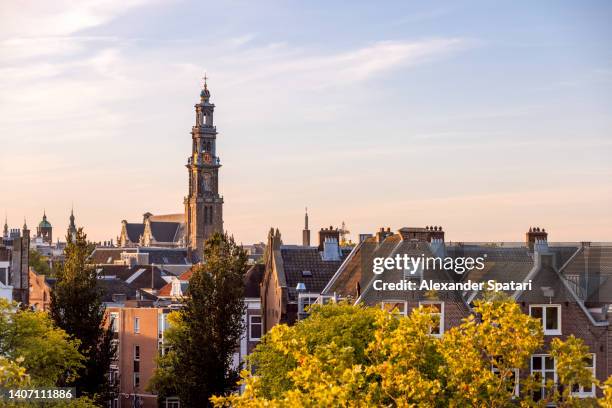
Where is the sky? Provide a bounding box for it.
[1,0,611,245]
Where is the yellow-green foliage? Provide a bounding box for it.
[212,297,611,407]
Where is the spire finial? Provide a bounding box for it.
[200,73,211,100]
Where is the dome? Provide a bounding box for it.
[39,213,52,228]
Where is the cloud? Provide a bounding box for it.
[0,0,157,38]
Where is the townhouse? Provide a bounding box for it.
[318,226,612,399]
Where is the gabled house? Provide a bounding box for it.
[321,225,612,399]
[322,226,470,335]
[261,226,351,334]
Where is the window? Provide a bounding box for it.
[134,317,140,334]
[531,354,556,402]
[381,301,407,316]
[165,397,180,408]
[419,301,444,336]
[108,365,119,385]
[134,372,140,388]
[249,315,261,341]
[571,354,595,397]
[404,262,423,282]
[0,267,7,285]
[530,305,561,335]
[134,345,140,374]
[249,315,262,341]
[491,359,519,397]
[110,312,119,333]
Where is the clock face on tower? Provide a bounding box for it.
[203,152,212,164]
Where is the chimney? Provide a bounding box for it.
[376,227,393,243]
[526,227,548,251]
[322,236,341,261]
[318,226,340,251]
[359,233,373,243]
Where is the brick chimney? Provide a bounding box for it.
[318,226,340,251]
[397,226,444,242]
[526,227,548,251]
[376,227,393,243]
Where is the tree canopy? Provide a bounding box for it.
[213,296,607,407]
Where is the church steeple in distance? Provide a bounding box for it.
[302,207,311,247]
[184,75,224,260]
[3,214,8,238]
[68,206,77,241]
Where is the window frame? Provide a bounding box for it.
[381,301,408,316]
[110,312,119,333]
[571,353,596,398]
[419,300,444,336]
[529,304,562,335]
[248,315,262,341]
[531,354,557,402]
[491,364,520,397]
[134,317,140,334]
[165,397,180,408]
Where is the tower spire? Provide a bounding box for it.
[200,73,211,102]
[302,207,311,247]
[68,205,77,241]
[3,213,8,238]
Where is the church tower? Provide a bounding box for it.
[67,207,77,241]
[184,77,224,260]
[302,208,310,247]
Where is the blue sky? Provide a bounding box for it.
[1,0,611,243]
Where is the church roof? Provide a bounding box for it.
[89,247,191,265]
[124,223,144,243]
[150,221,182,243]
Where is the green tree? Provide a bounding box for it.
[29,249,51,275]
[0,300,98,408]
[212,297,607,407]
[49,228,116,403]
[0,299,83,386]
[150,232,248,408]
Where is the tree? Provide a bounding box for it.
[0,299,99,408]
[150,232,248,407]
[0,299,83,386]
[29,249,51,275]
[49,228,116,403]
[212,297,608,407]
